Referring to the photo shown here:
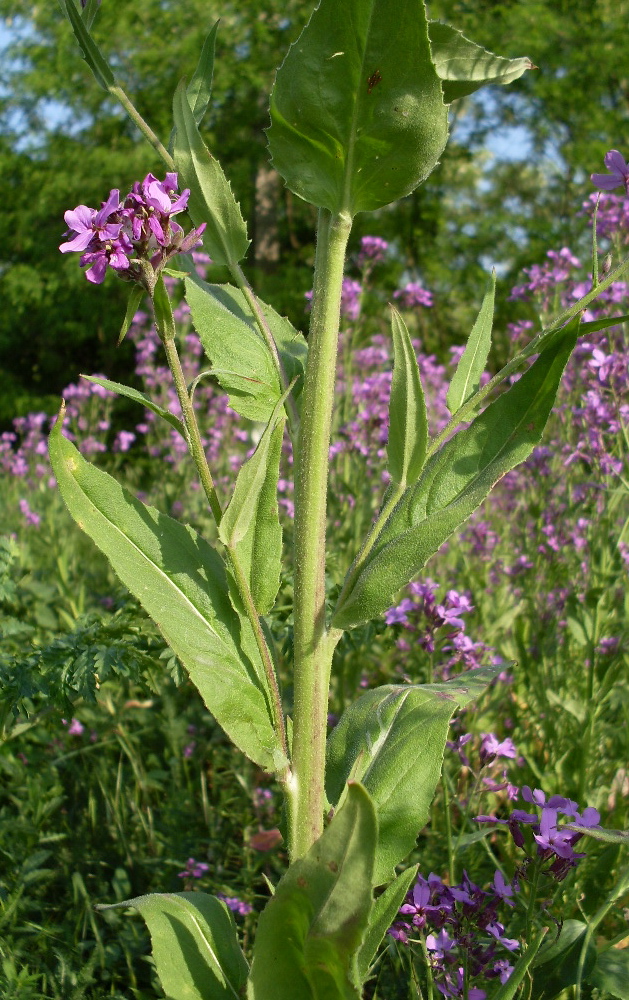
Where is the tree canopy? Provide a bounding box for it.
[0,0,627,424]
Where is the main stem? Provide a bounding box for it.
[290,208,352,860]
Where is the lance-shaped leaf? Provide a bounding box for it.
[332,319,579,629]
[326,667,501,885]
[80,375,186,439]
[428,22,533,104]
[219,396,286,614]
[267,0,448,216]
[187,21,219,125]
[173,80,250,266]
[185,275,307,422]
[96,892,248,1000]
[387,307,428,486]
[356,865,418,982]
[59,0,115,90]
[49,411,286,773]
[247,784,377,1000]
[446,271,495,415]
[530,920,597,1000]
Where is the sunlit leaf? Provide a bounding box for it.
[268,0,448,215]
[428,21,532,103]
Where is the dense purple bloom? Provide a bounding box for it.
[591,149,629,193]
[216,892,253,915]
[357,235,389,265]
[60,173,204,285]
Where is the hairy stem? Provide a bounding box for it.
[290,208,352,859]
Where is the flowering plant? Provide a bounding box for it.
[49,1,629,998]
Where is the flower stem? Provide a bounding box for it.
[109,84,175,171]
[290,208,352,859]
[153,279,289,774]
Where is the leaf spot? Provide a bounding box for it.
[367,69,382,94]
[328,860,338,873]
[297,876,308,889]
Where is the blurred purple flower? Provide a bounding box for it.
[357,235,389,265]
[178,857,209,878]
[591,150,629,193]
[394,281,433,309]
[479,733,518,765]
[216,892,253,915]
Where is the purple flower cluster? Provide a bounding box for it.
[384,580,497,680]
[216,892,253,916]
[60,173,205,285]
[390,869,520,998]
[476,786,601,882]
[393,280,434,309]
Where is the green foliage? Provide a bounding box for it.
[332,318,579,629]
[446,270,495,415]
[185,275,307,422]
[48,412,286,772]
[99,892,249,1000]
[427,21,532,104]
[248,784,377,1000]
[326,668,502,884]
[219,400,285,616]
[173,80,251,266]
[387,308,428,487]
[268,0,448,216]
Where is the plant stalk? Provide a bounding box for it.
[290,208,352,860]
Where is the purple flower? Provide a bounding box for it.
[357,235,389,265]
[394,281,434,309]
[216,892,253,915]
[178,857,209,878]
[479,733,518,765]
[591,150,629,193]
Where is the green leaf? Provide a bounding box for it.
[247,784,377,1000]
[387,308,428,486]
[58,0,116,91]
[117,285,144,346]
[173,80,250,266]
[446,271,495,415]
[49,410,286,773]
[187,21,220,125]
[79,0,101,31]
[80,375,186,439]
[185,275,307,422]
[326,668,501,884]
[332,320,578,629]
[565,824,629,845]
[492,928,548,1000]
[531,920,597,1000]
[356,865,418,982]
[219,396,286,614]
[96,892,248,1000]
[588,948,629,1000]
[267,0,448,216]
[428,22,532,103]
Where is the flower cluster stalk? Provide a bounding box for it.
[152,280,289,773]
[290,208,352,860]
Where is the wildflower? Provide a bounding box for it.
[357,235,389,265]
[178,857,209,878]
[60,173,205,287]
[591,149,629,194]
[479,733,518,765]
[216,892,253,915]
[394,281,433,309]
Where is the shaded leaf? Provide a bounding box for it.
[588,948,629,1000]
[173,80,250,266]
[387,308,428,486]
[80,375,186,439]
[446,271,495,415]
[49,410,286,773]
[96,891,248,1000]
[332,320,578,629]
[185,275,307,422]
[247,784,377,999]
[187,21,220,125]
[356,865,418,982]
[326,667,501,884]
[428,21,532,103]
[531,920,596,1000]
[219,395,286,614]
[268,0,448,215]
[59,0,115,91]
